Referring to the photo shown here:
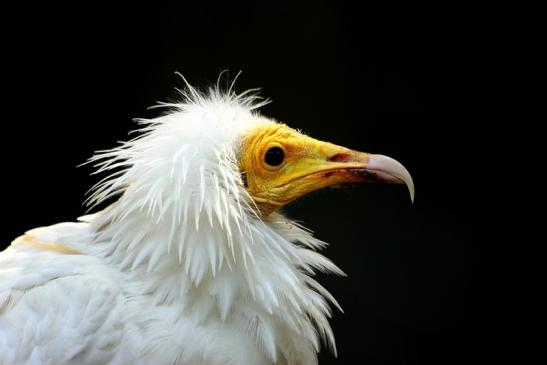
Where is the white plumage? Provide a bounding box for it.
[1,82,344,364]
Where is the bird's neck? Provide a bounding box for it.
[88,202,340,358]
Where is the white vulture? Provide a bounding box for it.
[0,77,414,365]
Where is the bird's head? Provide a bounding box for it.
[239,123,414,215]
[88,78,413,227]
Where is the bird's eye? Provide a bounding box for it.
[264,146,284,166]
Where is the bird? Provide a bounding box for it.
[0,75,414,365]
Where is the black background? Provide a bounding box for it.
[2,2,537,364]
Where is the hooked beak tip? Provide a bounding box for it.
[365,154,415,203]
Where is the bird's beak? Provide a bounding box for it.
[283,140,415,203]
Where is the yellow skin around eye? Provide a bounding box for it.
[239,121,371,216]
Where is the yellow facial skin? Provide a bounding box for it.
[239,122,414,216]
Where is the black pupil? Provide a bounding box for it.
[265,147,284,166]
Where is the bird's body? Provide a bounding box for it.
[0,80,413,364]
[1,213,334,365]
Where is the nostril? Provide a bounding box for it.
[328,153,352,162]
